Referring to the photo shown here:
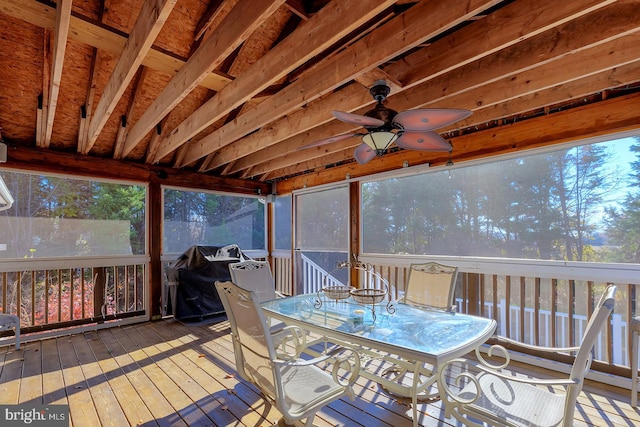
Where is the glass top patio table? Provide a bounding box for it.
[262,293,496,365]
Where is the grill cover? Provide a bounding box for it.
[166,244,245,321]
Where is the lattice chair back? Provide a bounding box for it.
[404,262,458,311]
[229,260,278,303]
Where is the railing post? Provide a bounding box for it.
[465,272,480,315]
[93,267,106,319]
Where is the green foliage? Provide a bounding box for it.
[363,139,624,261]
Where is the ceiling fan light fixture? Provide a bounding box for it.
[362,131,398,153]
[308,80,471,164]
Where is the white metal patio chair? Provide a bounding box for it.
[215,280,360,427]
[228,259,284,302]
[379,261,459,401]
[0,313,20,349]
[403,261,459,311]
[228,259,289,336]
[437,284,617,427]
[631,316,640,407]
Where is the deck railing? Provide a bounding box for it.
[0,256,148,338]
[272,252,640,379]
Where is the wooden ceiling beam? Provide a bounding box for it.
[83,0,177,154]
[258,36,640,178]
[0,0,231,91]
[235,1,640,176]
[120,0,285,159]
[274,60,640,179]
[179,0,500,167]
[113,66,149,159]
[275,92,640,193]
[38,0,72,148]
[193,0,226,42]
[201,0,616,172]
[284,0,310,20]
[156,0,396,164]
[145,116,169,164]
[35,30,51,149]
[3,146,268,195]
[78,0,108,154]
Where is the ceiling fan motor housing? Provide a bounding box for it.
[364,104,398,131]
[365,80,398,131]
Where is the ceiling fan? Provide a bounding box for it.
[301,80,472,164]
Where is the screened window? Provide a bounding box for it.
[273,194,292,250]
[0,170,146,259]
[294,186,350,291]
[163,188,265,254]
[295,186,348,250]
[362,135,640,262]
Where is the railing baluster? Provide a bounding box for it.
[16,271,22,323]
[534,277,540,346]
[551,278,557,347]
[519,276,525,342]
[505,275,511,339]
[30,270,35,326]
[569,279,575,347]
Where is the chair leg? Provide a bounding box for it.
[632,329,639,407]
[0,314,20,350]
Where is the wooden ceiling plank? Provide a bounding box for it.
[276,92,640,192]
[354,68,403,93]
[229,0,640,175]
[250,30,640,177]
[203,82,369,171]
[78,49,98,153]
[120,0,285,159]
[268,60,640,181]
[194,0,615,171]
[145,115,170,164]
[113,66,148,159]
[84,0,177,154]
[155,0,397,164]
[197,154,215,173]
[193,0,226,42]
[179,0,501,167]
[284,0,310,21]
[36,30,52,148]
[0,0,231,91]
[173,139,193,168]
[460,60,640,132]
[41,0,72,148]
[78,0,108,154]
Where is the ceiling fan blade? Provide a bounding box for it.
[333,110,385,127]
[395,131,451,151]
[299,133,356,150]
[393,108,472,131]
[354,143,377,164]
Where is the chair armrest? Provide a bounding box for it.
[474,361,578,387]
[438,357,579,408]
[274,344,361,387]
[494,336,580,354]
[272,325,308,359]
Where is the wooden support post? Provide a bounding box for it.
[149,180,163,319]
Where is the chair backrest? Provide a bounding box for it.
[215,280,277,396]
[403,262,458,310]
[563,284,617,419]
[228,260,277,303]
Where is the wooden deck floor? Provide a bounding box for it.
[1,318,638,427]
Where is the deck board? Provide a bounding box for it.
[1,318,637,427]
